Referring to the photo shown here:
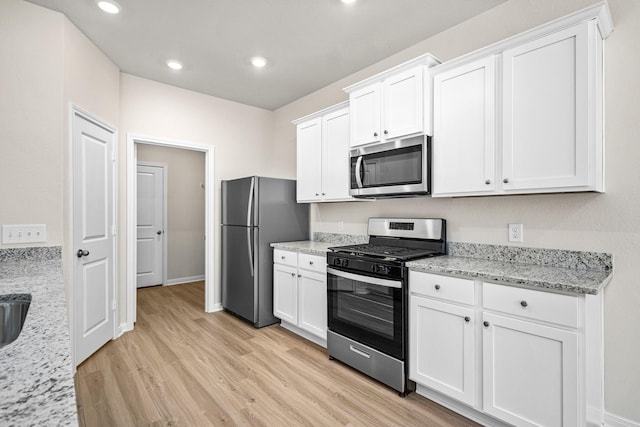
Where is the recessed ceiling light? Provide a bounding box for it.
[341,0,356,4]
[96,0,121,14]
[166,60,183,70]
[251,57,267,68]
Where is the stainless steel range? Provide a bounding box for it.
[326,218,446,396]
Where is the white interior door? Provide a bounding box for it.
[136,163,165,287]
[73,111,116,366]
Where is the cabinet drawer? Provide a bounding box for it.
[274,249,297,267]
[298,253,326,274]
[409,271,475,305]
[483,283,579,328]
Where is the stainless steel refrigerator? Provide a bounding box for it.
[221,176,309,327]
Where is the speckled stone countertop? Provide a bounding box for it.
[0,247,78,426]
[408,243,613,295]
[270,233,368,256]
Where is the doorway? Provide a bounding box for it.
[126,134,216,329]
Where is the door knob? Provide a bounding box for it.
[76,249,89,258]
[157,230,162,235]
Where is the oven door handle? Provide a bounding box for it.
[327,267,402,289]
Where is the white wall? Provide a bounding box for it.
[273,0,640,422]
[118,74,275,315]
[136,144,206,282]
[0,0,64,248]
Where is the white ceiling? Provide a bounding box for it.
[26,0,506,110]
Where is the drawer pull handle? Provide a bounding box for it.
[434,284,441,290]
[349,345,371,359]
[483,321,490,327]
[520,300,528,308]
[464,316,471,323]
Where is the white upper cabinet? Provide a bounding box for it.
[295,117,322,201]
[349,84,382,146]
[432,17,608,197]
[345,54,440,147]
[433,57,496,196]
[502,22,597,192]
[293,102,352,203]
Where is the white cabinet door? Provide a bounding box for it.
[482,312,579,427]
[383,66,423,140]
[322,106,351,200]
[273,263,298,324]
[296,118,322,201]
[298,269,327,340]
[432,57,496,196]
[410,295,475,406]
[502,22,593,192]
[349,83,382,146]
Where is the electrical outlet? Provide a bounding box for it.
[508,223,523,243]
[2,224,47,244]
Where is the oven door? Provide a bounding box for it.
[327,267,404,360]
[350,135,429,198]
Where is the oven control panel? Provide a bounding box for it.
[327,252,404,280]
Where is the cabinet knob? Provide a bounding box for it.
[290,272,295,277]
[464,316,471,323]
[434,284,441,290]
[520,300,528,308]
[281,256,285,260]
[298,274,302,278]
[503,178,509,184]
[485,180,491,185]
[483,321,490,327]
[315,193,319,196]
[322,193,326,196]
[309,261,314,265]
[373,132,378,137]
[384,130,388,135]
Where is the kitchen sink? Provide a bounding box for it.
[0,294,31,348]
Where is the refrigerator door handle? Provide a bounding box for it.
[247,177,255,277]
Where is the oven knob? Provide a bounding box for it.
[375,264,389,274]
[334,259,342,267]
[343,259,349,267]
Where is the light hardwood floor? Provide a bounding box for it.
[75,282,479,427]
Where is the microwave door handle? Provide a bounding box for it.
[355,156,364,188]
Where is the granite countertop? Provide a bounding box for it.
[270,241,335,256]
[407,255,612,295]
[0,248,78,426]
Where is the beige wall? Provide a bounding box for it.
[272,0,640,422]
[118,74,275,313]
[0,0,64,248]
[136,144,206,282]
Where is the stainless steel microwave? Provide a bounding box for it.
[349,135,430,198]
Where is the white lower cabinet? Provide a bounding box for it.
[482,312,578,427]
[273,249,327,346]
[409,271,597,427]
[410,295,475,406]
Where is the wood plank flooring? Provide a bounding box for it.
[74,282,479,426]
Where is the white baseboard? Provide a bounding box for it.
[164,275,205,286]
[207,303,223,313]
[117,322,133,337]
[605,412,640,427]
